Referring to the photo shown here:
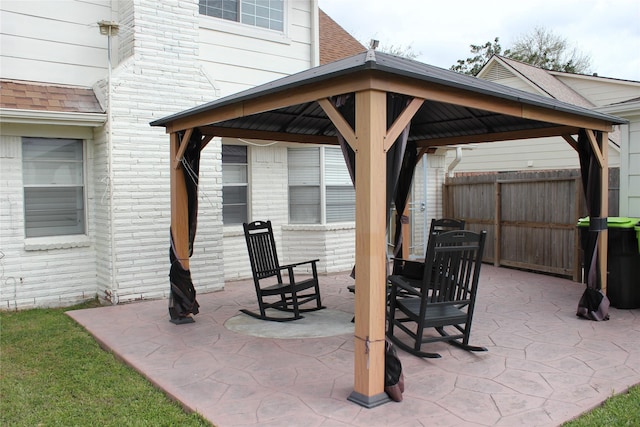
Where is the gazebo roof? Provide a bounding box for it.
[151,51,626,147]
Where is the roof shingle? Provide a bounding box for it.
[319,9,366,65]
[0,80,104,113]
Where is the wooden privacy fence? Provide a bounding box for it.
[444,170,585,280]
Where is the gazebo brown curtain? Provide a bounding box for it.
[168,129,202,322]
[576,129,609,320]
[333,93,417,258]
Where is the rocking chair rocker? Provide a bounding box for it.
[242,220,324,321]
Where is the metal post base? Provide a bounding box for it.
[347,391,391,408]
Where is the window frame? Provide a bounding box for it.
[22,137,87,239]
[199,0,285,32]
[288,146,355,225]
[222,144,249,225]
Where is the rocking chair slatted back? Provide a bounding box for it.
[387,229,487,358]
[245,222,281,279]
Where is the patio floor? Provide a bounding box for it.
[68,265,640,427]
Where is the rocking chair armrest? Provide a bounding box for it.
[281,259,319,285]
[388,275,422,297]
[280,259,319,269]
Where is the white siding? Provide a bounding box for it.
[198,1,313,97]
[555,75,640,107]
[629,118,640,216]
[0,0,113,86]
[444,137,621,173]
[613,107,640,217]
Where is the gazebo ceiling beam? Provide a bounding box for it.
[585,129,605,167]
[414,125,581,148]
[278,101,319,133]
[162,71,613,137]
[462,107,494,133]
[368,75,614,133]
[164,74,375,134]
[318,98,357,149]
[562,134,578,152]
[199,125,339,145]
[384,97,424,152]
[173,128,193,169]
[197,124,583,149]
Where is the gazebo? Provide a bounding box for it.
[151,50,626,407]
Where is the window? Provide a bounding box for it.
[288,147,355,224]
[22,138,85,238]
[222,144,248,224]
[199,0,284,31]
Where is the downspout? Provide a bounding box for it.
[98,20,119,304]
[447,146,462,178]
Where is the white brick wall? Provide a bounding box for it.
[1,0,323,308]
[101,0,223,303]
[0,129,99,309]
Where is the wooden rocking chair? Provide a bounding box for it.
[242,220,324,321]
[387,229,487,358]
[392,218,465,280]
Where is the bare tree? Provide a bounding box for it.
[378,42,420,60]
[451,27,591,75]
[509,26,591,73]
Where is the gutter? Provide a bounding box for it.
[0,108,106,126]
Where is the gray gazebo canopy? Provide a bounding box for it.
[151,50,625,408]
[152,50,621,146]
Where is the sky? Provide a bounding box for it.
[318,0,640,81]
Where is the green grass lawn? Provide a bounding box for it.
[562,384,640,427]
[1,300,638,427]
[0,300,212,427]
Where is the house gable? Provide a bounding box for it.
[478,58,546,95]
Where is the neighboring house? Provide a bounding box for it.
[0,1,368,309]
[598,97,640,216]
[444,55,640,217]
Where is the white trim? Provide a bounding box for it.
[0,108,107,127]
[596,101,640,116]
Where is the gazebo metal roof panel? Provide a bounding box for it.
[151,51,626,132]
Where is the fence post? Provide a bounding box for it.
[573,176,582,282]
[494,181,501,267]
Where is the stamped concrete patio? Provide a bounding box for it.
[68,265,640,427]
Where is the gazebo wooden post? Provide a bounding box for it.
[347,89,390,408]
[170,131,191,270]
